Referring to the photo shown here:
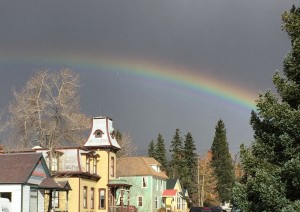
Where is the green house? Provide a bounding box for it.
[117,157,169,212]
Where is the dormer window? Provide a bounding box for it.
[94,129,104,138]
[110,131,115,139]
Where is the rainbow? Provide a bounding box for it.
[0,52,258,112]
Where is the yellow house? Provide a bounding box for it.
[162,179,189,212]
[33,116,133,212]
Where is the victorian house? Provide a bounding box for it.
[32,116,133,212]
[117,157,169,212]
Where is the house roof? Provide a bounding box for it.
[166,179,178,189]
[39,177,63,190]
[162,189,177,197]
[107,179,132,188]
[0,153,46,184]
[117,157,168,179]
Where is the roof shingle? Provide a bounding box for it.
[117,157,168,179]
[0,153,43,184]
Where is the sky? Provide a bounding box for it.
[0,0,297,155]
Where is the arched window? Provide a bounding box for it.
[94,129,104,138]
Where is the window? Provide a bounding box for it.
[93,157,97,174]
[98,189,106,209]
[110,131,115,139]
[86,156,90,173]
[177,196,180,209]
[83,186,88,208]
[30,189,38,212]
[51,156,58,171]
[52,191,59,208]
[142,177,147,188]
[110,157,114,177]
[138,196,143,207]
[0,192,11,202]
[94,129,103,138]
[91,188,95,209]
[156,179,159,190]
[161,180,163,190]
[155,195,158,209]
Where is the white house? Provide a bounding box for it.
[0,152,69,212]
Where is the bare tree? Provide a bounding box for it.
[5,69,90,149]
[199,151,219,206]
[116,130,137,157]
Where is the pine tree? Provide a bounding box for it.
[148,139,156,158]
[169,128,184,178]
[233,6,300,211]
[211,119,234,203]
[155,133,168,172]
[183,132,198,206]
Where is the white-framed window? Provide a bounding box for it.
[51,156,58,171]
[160,180,163,190]
[83,186,88,208]
[99,189,106,209]
[110,157,115,177]
[138,196,143,207]
[142,177,147,188]
[177,195,181,209]
[155,195,158,209]
[93,157,97,174]
[86,156,90,173]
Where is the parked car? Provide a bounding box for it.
[0,198,11,212]
[231,206,242,212]
[190,207,212,212]
[210,206,227,212]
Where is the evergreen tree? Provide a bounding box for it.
[211,120,234,203]
[155,133,168,172]
[148,139,156,158]
[169,128,184,178]
[233,6,300,211]
[183,132,198,206]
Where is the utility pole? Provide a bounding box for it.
[197,157,200,206]
[200,174,204,207]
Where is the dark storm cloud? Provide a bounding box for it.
[0,0,297,153]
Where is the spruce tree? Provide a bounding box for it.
[155,133,168,172]
[183,132,198,206]
[233,6,300,211]
[211,119,234,203]
[169,128,184,178]
[148,139,156,158]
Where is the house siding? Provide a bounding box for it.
[119,176,166,212]
[22,185,30,212]
[0,184,22,212]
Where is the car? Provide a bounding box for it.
[231,206,242,212]
[210,206,227,212]
[190,207,212,212]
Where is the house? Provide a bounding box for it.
[0,152,69,212]
[117,156,169,212]
[162,179,189,212]
[32,116,133,212]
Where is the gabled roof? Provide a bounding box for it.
[166,179,178,189]
[117,157,168,179]
[0,153,49,184]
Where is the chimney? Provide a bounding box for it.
[0,145,4,154]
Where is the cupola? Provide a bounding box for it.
[84,116,121,150]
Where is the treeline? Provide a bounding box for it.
[147,122,235,207]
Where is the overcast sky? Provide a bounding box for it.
[0,0,297,155]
